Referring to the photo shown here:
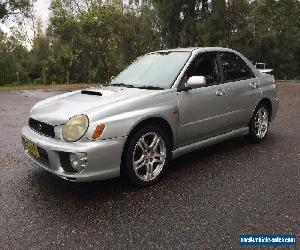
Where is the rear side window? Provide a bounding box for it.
[220,52,254,82]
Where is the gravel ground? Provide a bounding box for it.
[0,83,299,249]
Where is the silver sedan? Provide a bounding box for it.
[22,47,279,186]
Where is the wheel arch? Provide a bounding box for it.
[121,117,174,167]
[249,97,273,126]
[127,117,174,149]
[259,98,272,120]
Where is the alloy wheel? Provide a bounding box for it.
[254,107,269,139]
[132,132,166,181]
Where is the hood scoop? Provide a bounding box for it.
[81,90,102,96]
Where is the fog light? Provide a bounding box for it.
[69,153,87,172]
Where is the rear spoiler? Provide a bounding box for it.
[259,69,273,74]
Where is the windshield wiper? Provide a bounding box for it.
[137,85,164,90]
[111,83,164,90]
[111,83,135,88]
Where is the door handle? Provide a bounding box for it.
[216,88,226,96]
[250,82,259,89]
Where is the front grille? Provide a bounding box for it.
[29,118,55,138]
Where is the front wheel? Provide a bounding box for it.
[122,125,171,186]
[247,103,270,143]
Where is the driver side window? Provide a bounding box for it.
[184,53,221,86]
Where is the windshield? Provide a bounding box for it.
[111,52,191,89]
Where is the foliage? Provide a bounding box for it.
[0,0,34,21]
[0,0,299,85]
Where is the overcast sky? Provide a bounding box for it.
[35,0,51,24]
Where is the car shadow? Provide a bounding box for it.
[26,135,258,203]
[169,136,250,173]
[28,135,282,215]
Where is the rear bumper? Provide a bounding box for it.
[21,125,127,182]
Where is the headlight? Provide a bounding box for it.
[62,115,89,142]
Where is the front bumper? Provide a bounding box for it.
[21,125,127,182]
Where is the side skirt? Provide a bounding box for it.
[172,127,249,159]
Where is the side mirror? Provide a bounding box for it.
[185,76,207,89]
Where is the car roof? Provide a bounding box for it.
[155,47,237,54]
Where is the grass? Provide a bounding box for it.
[277,80,300,83]
[0,83,97,92]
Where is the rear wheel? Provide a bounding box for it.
[247,103,270,143]
[122,125,171,186]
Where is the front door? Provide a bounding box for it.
[177,53,230,147]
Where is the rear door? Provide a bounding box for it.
[219,52,261,129]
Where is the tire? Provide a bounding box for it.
[247,103,270,143]
[121,125,171,186]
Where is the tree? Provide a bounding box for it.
[250,0,300,78]
[0,29,30,84]
[1,0,300,85]
[152,0,183,48]
[0,0,34,21]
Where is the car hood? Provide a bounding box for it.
[30,86,160,125]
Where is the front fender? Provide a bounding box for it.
[86,96,179,145]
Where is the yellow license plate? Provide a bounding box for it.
[24,139,40,158]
